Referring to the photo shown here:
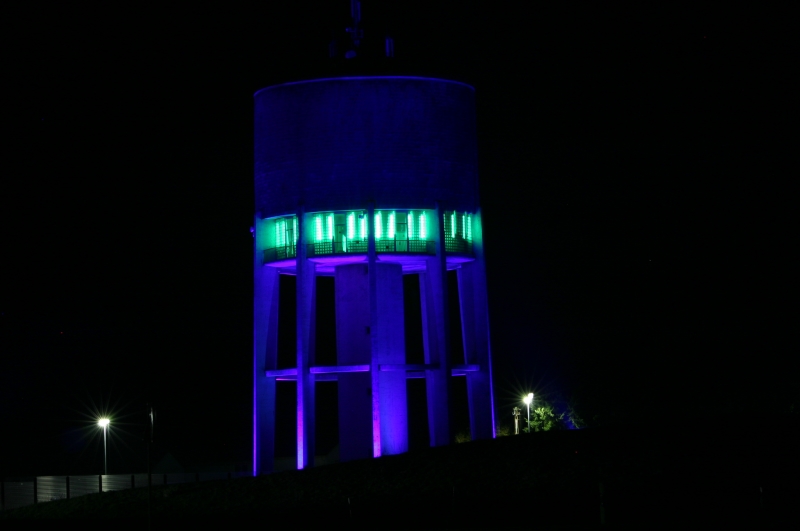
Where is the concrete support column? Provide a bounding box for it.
[372,262,408,456]
[471,208,496,437]
[253,230,280,475]
[420,204,451,446]
[367,203,381,457]
[458,259,494,440]
[335,263,373,462]
[296,209,316,469]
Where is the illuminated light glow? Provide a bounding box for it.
[347,212,355,239]
[372,396,382,458]
[408,212,414,239]
[98,418,110,428]
[451,211,457,237]
[265,368,298,377]
[462,213,466,239]
[419,212,426,239]
[375,212,383,239]
[309,364,370,373]
[276,219,285,247]
[297,410,305,469]
[252,391,257,476]
[360,214,367,239]
[293,217,298,243]
[343,234,347,252]
[315,215,323,242]
[388,211,395,239]
[327,213,334,241]
[466,213,472,241]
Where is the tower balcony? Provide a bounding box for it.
[259,209,474,265]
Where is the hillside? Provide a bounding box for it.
[3,421,798,529]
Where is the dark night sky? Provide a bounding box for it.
[1,2,794,476]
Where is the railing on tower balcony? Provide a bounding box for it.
[263,243,297,263]
[306,238,435,257]
[444,236,473,254]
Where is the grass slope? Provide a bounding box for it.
[3,422,798,529]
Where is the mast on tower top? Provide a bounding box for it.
[345,0,363,58]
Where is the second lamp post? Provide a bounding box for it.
[523,393,533,433]
[98,418,110,475]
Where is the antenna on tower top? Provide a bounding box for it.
[345,0,363,58]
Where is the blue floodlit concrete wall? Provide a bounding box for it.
[253,77,494,475]
[254,77,479,216]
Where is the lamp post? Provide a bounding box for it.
[98,418,110,474]
[523,393,533,433]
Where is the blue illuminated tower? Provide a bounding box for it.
[252,17,494,474]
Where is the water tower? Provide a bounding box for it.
[252,6,494,475]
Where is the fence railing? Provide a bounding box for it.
[263,238,443,263]
[304,238,437,257]
[1,472,251,512]
[444,236,473,254]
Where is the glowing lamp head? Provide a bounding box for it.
[98,418,110,428]
[523,393,533,406]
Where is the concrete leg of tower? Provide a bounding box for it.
[420,256,451,447]
[372,262,408,456]
[296,232,316,469]
[253,266,279,475]
[458,260,494,440]
[335,263,373,462]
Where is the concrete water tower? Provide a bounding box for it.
[252,7,494,475]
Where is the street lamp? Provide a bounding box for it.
[98,418,110,474]
[523,393,533,433]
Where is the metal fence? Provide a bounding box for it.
[1,472,251,512]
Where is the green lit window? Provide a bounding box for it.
[443,211,473,241]
[443,210,473,253]
[275,218,286,247]
[347,212,356,239]
[314,215,324,242]
[264,214,298,262]
[375,212,383,239]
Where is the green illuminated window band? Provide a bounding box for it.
[261,209,473,262]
